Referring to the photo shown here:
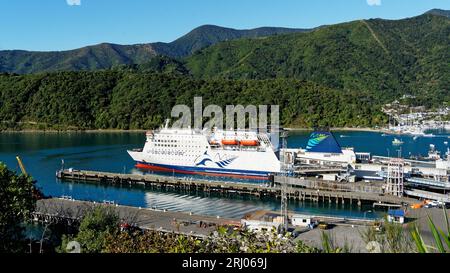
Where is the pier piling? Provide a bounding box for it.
[56,169,418,207]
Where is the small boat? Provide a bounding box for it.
[427,144,441,160]
[392,138,404,145]
[413,136,418,141]
[444,141,448,145]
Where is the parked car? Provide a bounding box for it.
[318,222,329,230]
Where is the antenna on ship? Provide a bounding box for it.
[164,119,170,129]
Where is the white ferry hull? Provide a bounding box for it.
[129,150,278,180]
[128,128,280,180]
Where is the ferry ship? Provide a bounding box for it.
[128,123,281,180]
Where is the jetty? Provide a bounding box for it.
[34,198,239,238]
[56,169,418,206]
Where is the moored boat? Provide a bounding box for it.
[128,122,281,180]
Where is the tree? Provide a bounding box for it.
[60,206,119,253]
[0,163,38,253]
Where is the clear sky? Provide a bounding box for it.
[0,0,449,51]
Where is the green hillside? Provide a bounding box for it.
[0,11,448,130]
[0,71,386,130]
[157,25,309,58]
[185,14,450,105]
[0,26,306,74]
[0,43,158,75]
[426,8,450,18]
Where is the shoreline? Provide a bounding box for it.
[0,129,148,133]
[284,127,388,133]
[1,127,388,133]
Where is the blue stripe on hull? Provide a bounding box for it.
[136,161,274,177]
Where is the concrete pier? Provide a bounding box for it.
[56,169,419,206]
[35,198,238,238]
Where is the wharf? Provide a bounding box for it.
[35,198,238,238]
[56,169,418,206]
[34,198,450,253]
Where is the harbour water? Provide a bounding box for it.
[1,130,449,219]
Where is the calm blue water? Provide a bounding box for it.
[1,130,448,219]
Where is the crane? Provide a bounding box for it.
[16,156,27,175]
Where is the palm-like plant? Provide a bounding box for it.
[410,207,450,253]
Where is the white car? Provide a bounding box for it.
[425,201,444,208]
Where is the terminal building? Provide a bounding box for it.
[280,131,450,203]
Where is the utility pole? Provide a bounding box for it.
[279,130,291,233]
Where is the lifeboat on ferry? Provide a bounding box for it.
[240,140,259,146]
[209,140,219,145]
[222,139,239,145]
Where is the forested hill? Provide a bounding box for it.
[185,14,450,105]
[0,25,307,74]
[0,71,386,130]
[152,25,309,58]
[0,10,449,130]
[426,9,450,18]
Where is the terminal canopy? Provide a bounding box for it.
[305,131,342,154]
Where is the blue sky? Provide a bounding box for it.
[0,0,449,51]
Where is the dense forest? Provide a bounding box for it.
[0,12,448,130]
[0,71,387,130]
[185,14,450,106]
[0,26,307,74]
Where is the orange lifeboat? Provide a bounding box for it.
[240,140,259,146]
[209,140,219,145]
[222,139,239,145]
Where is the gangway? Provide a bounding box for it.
[404,189,450,203]
[406,177,450,190]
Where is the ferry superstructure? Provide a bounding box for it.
[128,125,281,180]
